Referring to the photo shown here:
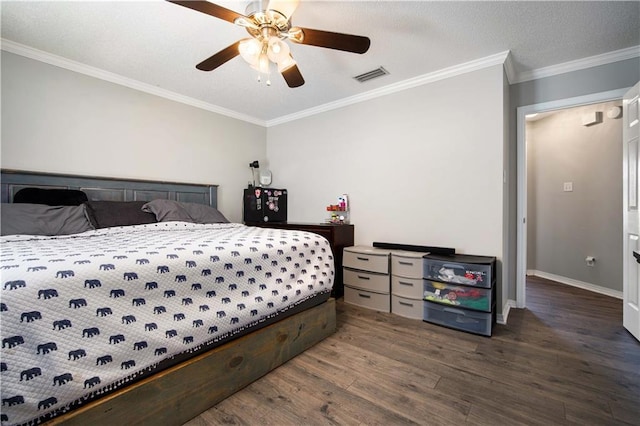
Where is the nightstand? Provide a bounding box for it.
[244,222,354,298]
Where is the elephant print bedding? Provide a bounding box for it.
[0,222,334,425]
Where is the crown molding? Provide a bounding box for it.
[1,39,267,127]
[513,45,640,84]
[1,40,512,128]
[502,50,517,84]
[12,36,634,127]
[266,51,511,127]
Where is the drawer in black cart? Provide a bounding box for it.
[423,280,493,312]
[423,253,496,288]
[422,253,496,337]
[423,301,495,337]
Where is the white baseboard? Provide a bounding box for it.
[497,299,516,325]
[527,270,622,300]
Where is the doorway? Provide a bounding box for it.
[516,88,629,308]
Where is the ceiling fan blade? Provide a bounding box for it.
[281,63,305,88]
[166,1,245,24]
[196,40,242,71]
[289,27,370,54]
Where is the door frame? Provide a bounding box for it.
[516,88,629,308]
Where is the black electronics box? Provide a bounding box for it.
[373,242,455,255]
[243,187,288,223]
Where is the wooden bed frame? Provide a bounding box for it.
[0,169,219,206]
[0,169,337,425]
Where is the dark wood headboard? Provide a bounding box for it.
[0,169,218,208]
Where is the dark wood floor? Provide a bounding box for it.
[185,276,640,425]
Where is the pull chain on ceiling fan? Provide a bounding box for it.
[167,0,371,88]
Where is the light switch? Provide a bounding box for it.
[563,182,573,192]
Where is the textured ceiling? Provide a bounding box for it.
[2,1,639,124]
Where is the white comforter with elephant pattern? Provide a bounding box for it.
[0,222,333,425]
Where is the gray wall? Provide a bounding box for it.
[0,51,267,222]
[506,57,639,305]
[526,101,623,291]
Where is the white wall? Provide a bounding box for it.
[267,65,506,303]
[0,51,266,222]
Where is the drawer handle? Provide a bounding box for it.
[398,261,414,266]
[443,307,466,316]
[443,263,466,271]
[399,301,414,307]
[358,293,371,299]
[398,281,414,287]
[356,257,370,261]
[357,275,371,280]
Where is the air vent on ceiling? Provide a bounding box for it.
[354,67,389,83]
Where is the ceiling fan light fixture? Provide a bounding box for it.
[266,0,299,21]
[239,38,261,65]
[233,16,259,30]
[267,36,290,63]
[271,42,281,54]
[286,27,304,43]
[258,52,270,74]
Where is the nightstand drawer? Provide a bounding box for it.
[391,276,424,299]
[391,295,423,319]
[344,268,389,293]
[391,252,424,278]
[345,286,390,312]
[343,246,390,274]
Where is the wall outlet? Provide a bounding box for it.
[563,182,573,192]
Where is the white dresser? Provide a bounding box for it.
[390,251,424,319]
[343,246,391,312]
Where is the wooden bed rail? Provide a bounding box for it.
[48,299,336,426]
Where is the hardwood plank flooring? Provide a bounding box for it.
[184,276,639,425]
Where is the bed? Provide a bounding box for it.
[0,169,336,426]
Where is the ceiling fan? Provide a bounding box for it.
[167,0,371,88]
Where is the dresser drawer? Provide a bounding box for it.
[423,301,493,336]
[345,286,390,312]
[423,280,493,312]
[391,252,424,278]
[343,268,389,293]
[391,295,423,319]
[343,246,390,274]
[391,276,424,299]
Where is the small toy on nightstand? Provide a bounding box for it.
[326,194,350,224]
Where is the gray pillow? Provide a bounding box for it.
[85,201,156,229]
[142,199,228,224]
[1,203,94,236]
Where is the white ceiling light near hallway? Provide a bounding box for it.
[167,0,371,88]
